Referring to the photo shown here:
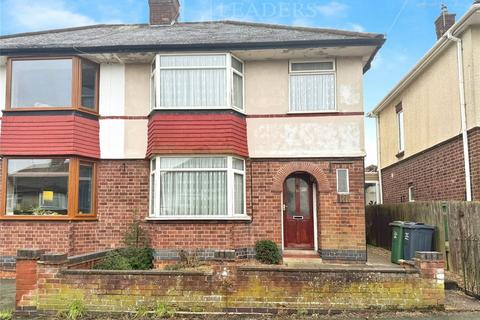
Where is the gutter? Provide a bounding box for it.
[446,30,472,201]
[0,37,385,73]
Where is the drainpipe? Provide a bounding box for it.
[375,116,384,204]
[446,31,472,201]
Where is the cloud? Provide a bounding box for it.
[347,23,365,32]
[316,1,349,17]
[1,0,121,34]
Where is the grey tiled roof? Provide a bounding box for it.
[0,20,384,53]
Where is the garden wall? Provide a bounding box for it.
[15,249,445,315]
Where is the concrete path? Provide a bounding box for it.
[0,279,15,311]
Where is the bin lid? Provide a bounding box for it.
[389,221,405,227]
[403,222,435,230]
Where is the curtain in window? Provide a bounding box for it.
[290,74,335,112]
[233,73,243,109]
[234,173,244,215]
[159,69,227,108]
[160,171,227,216]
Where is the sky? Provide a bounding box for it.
[0,0,475,166]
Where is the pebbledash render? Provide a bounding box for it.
[370,3,480,204]
[0,0,384,269]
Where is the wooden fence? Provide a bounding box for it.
[366,202,480,297]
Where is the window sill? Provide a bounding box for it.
[146,215,252,223]
[0,215,98,222]
[151,107,246,115]
[287,110,338,115]
[4,107,99,116]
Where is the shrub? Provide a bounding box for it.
[255,240,281,264]
[93,250,131,270]
[121,247,154,270]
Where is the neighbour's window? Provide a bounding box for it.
[396,104,405,153]
[2,158,96,219]
[11,59,72,108]
[149,156,246,218]
[336,169,349,194]
[289,60,336,112]
[408,186,415,202]
[152,54,244,111]
[8,57,99,112]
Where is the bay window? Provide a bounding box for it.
[149,156,247,219]
[150,54,244,111]
[289,60,336,112]
[1,158,96,219]
[7,57,99,112]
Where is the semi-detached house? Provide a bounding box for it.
[0,0,384,269]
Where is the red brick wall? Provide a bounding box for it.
[1,158,366,263]
[381,129,480,203]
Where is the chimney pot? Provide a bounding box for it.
[148,0,180,25]
[434,6,456,39]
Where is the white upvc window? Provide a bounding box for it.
[150,53,244,111]
[289,60,336,113]
[397,109,405,153]
[336,169,350,194]
[149,156,247,220]
[408,186,415,202]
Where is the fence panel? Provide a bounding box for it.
[366,201,479,297]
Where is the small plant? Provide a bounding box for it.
[154,302,176,318]
[134,304,151,319]
[0,310,13,320]
[178,250,199,268]
[255,240,281,264]
[66,300,86,320]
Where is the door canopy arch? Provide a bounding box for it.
[271,162,331,193]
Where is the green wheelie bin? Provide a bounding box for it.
[389,221,406,264]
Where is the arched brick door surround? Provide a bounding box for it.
[271,162,331,193]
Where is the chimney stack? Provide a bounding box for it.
[148,0,180,25]
[435,4,456,39]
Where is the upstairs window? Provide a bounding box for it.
[289,60,336,113]
[151,53,244,111]
[7,57,99,112]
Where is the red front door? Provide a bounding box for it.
[283,174,314,249]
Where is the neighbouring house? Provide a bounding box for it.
[370,3,480,204]
[365,165,380,205]
[0,0,384,271]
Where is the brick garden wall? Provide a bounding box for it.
[1,157,366,272]
[382,128,480,204]
[15,250,445,314]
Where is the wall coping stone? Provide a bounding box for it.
[415,251,443,261]
[16,249,46,260]
[67,250,111,266]
[40,253,68,264]
[224,265,418,274]
[60,269,213,276]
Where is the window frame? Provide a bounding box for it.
[148,155,249,220]
[0,157,97,221]
[150,53,245,113]
[397,108,405,153]
[336,168,350,195]
[288,59,337,114]
[408,186,415,203]
[5,56,100,114]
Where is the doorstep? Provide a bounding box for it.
[283,250,322,268]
